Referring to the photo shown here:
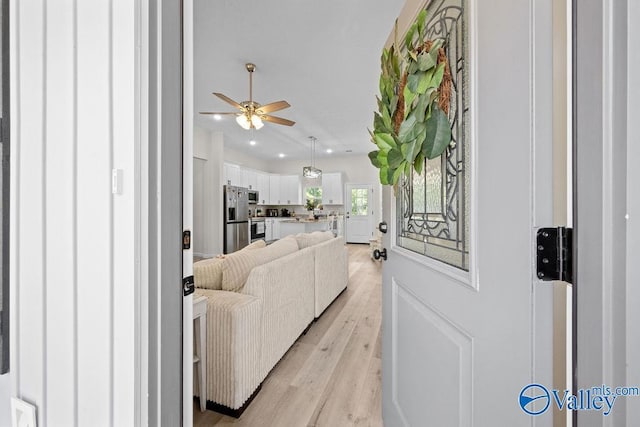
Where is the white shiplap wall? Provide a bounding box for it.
[9,0,139,425]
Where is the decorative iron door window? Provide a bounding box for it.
[396,0,469,271]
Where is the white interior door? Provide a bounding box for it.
[381,0,555,425]
[345,183,374,243]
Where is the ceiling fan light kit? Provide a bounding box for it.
[200,62,295,130]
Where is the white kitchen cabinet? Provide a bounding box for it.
[241,169,257,190]
[256,172,270,205]
[322,172,344,204]
[272,218,286,239]
[279,174,301,205]
[223,163,242,186]
[269,175,281,204]
[265,218,274,241]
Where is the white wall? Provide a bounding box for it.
[193,127,224,257]
[224,145,271,171]
[1,0,139,425]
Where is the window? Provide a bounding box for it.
[305,187,322,210]
[351,188,369,216]
[396,0,470,271]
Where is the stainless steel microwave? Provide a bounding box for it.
[247,189,259,204]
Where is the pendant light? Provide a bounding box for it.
[302,136,322,186]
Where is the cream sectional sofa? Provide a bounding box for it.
[193,232,348,413]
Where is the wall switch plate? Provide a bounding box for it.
[112,169,123,194]
[11,397,37,427]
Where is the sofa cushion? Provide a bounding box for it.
[194,257,224,290]
[222,237,298,292]
[194,240,266,290]
[295,230,334,249]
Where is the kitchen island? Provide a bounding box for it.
[279,218,332,238]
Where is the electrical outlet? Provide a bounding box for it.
[11,398,36,427]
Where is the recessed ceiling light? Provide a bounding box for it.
[278,153,285,158]
[249,139,257,146]
[326,148,333,154]
[213,114,222,120]
[346,149,353,153]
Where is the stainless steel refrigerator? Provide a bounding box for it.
[223,185,250,253]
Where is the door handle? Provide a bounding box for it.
[373,248,387,261]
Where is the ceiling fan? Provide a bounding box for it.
[200,63,295,130]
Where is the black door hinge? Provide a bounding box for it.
[536,227,573,284]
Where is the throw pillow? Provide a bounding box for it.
[193,241,265,291]
[221,236,298,292]
[194,257,224,290]
[295,230,334,249]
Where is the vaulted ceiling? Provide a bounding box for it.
[194,0,405,161]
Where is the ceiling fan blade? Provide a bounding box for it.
[213,92,244,110]
[262,115,296,126]
[199,111,239,115]
[255,100,290,115]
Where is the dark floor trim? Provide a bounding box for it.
[202,384,262,419]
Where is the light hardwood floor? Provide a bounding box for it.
[193,243,383,427]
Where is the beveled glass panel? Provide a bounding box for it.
[396,0,469,271]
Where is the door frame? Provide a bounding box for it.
[140,0,640,426]
[146,0,186,425]
[574,0,632,425]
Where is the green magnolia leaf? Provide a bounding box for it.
[387,148,404,169]
[401,138,421,163]
[405,23,417,50]
[406,72,423,93]
[416,68,435,94]
[380,166,390,185]
[416,10,427,41]
[404,160,412,177]
[403,84,417,118]
[407,60,418,75]
[368,150,381,168]
[428,62,445,91]
[392,163,405,185]
[397,113,417,143]
[381,104,392,130]
[373,113,386,133]
[417,51,437,71]
[423,105,452,159]
[389,95,398,117]
[376,149,388,166]
[399,112,427,144]
[374,132,397,151]
[414,92,431,122]
[414,151,425,175]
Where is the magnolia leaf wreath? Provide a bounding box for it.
[368,10,453,188]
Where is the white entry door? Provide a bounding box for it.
[381,0,555,425]
[345,183,374,243]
